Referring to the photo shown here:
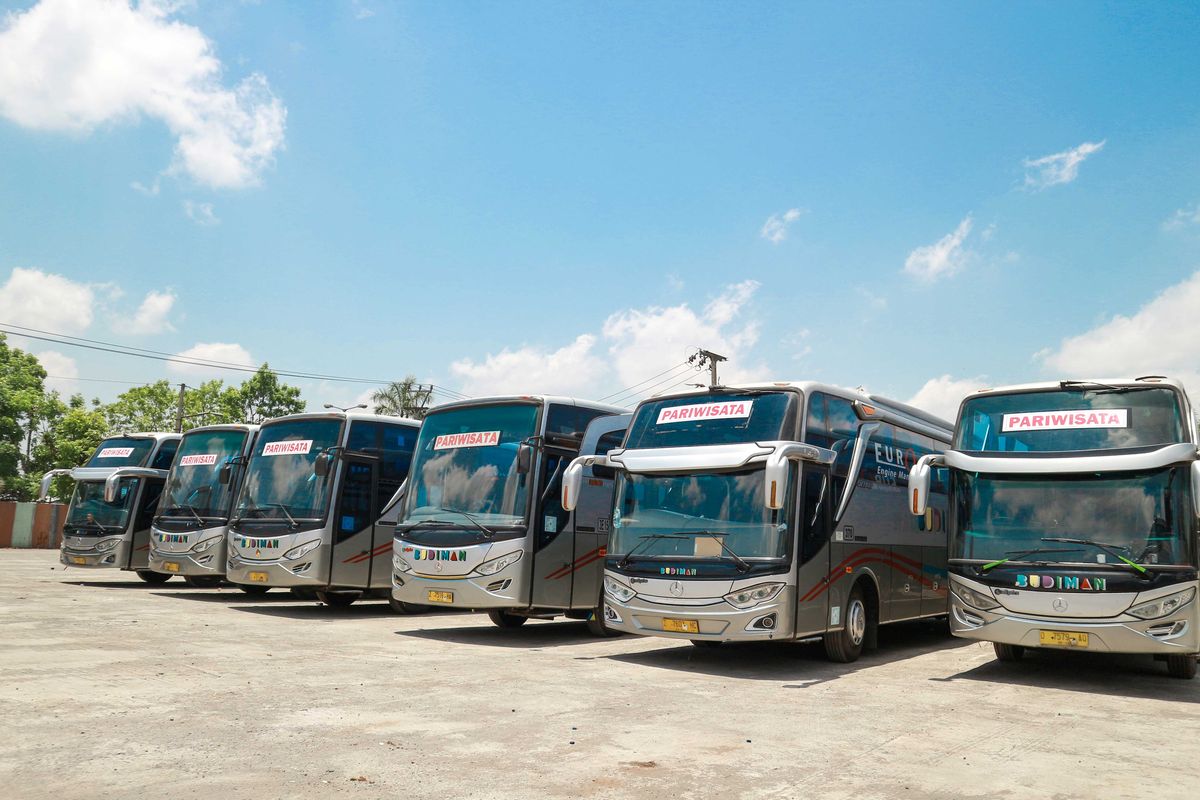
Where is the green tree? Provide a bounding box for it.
[103,380,178,433]
[227,364,305,423]
[31,394,109,500]
[0,334,53,499]
[371,375,433,419]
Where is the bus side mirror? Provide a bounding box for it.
[516,444,533,475]
[104,474,120,504]
[908,460,931,516]
[314,452,334,478]
[218,463,233,485]
[561,457,586,511]
[1191,461,1200,519]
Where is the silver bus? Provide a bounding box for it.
[226,411,421,605]
[45,433,182,583]
[564,383,953,661]
[148,424,259,588]
[908,377,1200,679]
[391,396,627,632]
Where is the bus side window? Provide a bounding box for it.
[337,462,375,542]
[538,454,570,549]
[151,440,179,470]
[823,396,860,496]
[799,467,829,563]
[546,404,607,440]
[134,481,164,532]
[591,428,626,479]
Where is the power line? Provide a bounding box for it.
[597,360,691,403]
[607,364,699,406]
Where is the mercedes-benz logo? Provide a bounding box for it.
[435,562,443,573]
[669,580,684,597]
[1052,596,1069,613]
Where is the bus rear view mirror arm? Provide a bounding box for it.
[103,467,168,503]
[833,422,881,523]
[39,469,73,501]
[764,442,837,511]
[908,454,946,517]
[562,455,612,512]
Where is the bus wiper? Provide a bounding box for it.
[167,504,206,526]
[265,503,299,529]
[408,509,495,538]
[980,547,1081,572]
[669,531,752,573]
[618,534,682,569]
[1041,537,1149,575]
[1059,380,1153,395]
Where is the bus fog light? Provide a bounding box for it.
[604,604,622,623]
[952,584,1000,611]
[604,576,636,603]
[1147,620,1187,639]
[190,536,221,553]
[283,540,320,560]
[95,537,121,552]
[723,582,784,609]
[1128,588,1196,620]
[475,550,521,576]
[393,554,412,573]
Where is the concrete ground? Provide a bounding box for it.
[1,549,1197,800]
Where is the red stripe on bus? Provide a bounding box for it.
[545,546,605,580]
[801,551,935,602]
[342,541,393,564]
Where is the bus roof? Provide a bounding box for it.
[425,395,627,416]
[261,410,423,429]
[108,431,182,442]
[959,376,1190,402]
[179,423,260,435]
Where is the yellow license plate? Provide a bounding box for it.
[71,556,86,565]
[164,562,180,573]
[248,571,269,583]
[1040,630,1089,648]
[662,618,700,634]
[427,590,454,604]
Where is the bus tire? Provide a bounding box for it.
[238,584,270,595]
[586,605,620,637]
[136,570,171,585]
[993,642,1025,662]
[388,597,426,614]
[183,575,222,588]
[823,585,868,663]
[487,610,528,628]
[317,591,358,607]
[1166,654,1197,679]
[290,587,319,601]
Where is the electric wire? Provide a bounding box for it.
[606,364,700,406]
[596,360,691,402]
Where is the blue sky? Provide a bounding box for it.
[0,1,1198,419]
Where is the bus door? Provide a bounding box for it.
[794,463,832,636]
[530,449,576,608]
[328,457,379,589]
[129,480,164,570]
[568,419,627,610]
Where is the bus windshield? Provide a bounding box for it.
[85,437,155,467]
[951,468,1194,568]
[402,403,539,529]
[160,429,249,520]
[955,386,1185,452]
[65,479,138,533]
[624,391,794,449]
[235,418,342,522]
[609,468,791,563]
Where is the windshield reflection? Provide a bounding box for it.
[160,430,248,520]
[235,419,341,521]
[66,479,137,532]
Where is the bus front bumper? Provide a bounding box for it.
[148,547,225,578]
[60,543,127,569]
[602,591,793,643]
[226,553,325,588]
[951,598,1200,655]
[392,569,523,609]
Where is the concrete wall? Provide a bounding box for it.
[0,502,66,548]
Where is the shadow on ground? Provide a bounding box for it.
[399,617,606,649]
[939,647,1200,702]
[600,620,971,684]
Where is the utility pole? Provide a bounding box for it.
[175,383,187,433]
[689,349,727,388]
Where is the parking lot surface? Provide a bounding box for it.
[1,550,1198,799]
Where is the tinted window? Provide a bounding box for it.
[337,461,375,542]
[546,404,608,440]
[151,440,179,470]
[85,437,156,468]
[348,420,419,512]
[805,393,860,486]
[537,453,570,550]
[625,392,794,449]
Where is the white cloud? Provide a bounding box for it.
[907,375,985,422]
[167,341,256,378]
[1163,204,1200,231]
[903,216,973,282]
[0,267,96,333]
[35,349,79,395]
[760,208,806,244]
[1038,270,1200,395]
[183,200,219,226]
[449,281,768,401]
[0,0,286,189]
[1023,140,1105,190]
[120,289,176,334]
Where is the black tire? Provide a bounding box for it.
[1166,654,1197,679]
[585,604,622,637]
[183,575,222,588]
[238,584,270,595]
[317,591,359,607]
[487,609,528,628]
[823,585,868,663]
[690,640,722,649]
[993,642,1026,662]
[388,597,427,614]
[290,587,319,601]
[136,570,171,585]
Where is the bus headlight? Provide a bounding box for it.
[1128,587,1196,620]
[604,576,636,603]
[475,550,522,576]
[724,582,784,609]
[952,584,1001,611]
[283,540,320,560]
[393,554,412,573]
[190,537,221,553]
[95,537,122,552]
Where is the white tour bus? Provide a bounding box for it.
[225,411,421,605]
[391,396,627,632]
[45,433,182,583]
[563,382,954,661]
[147,424,259,588]
[908,377,1200,679]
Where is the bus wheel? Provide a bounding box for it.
[183,576,222,588]
[290,587,319,601]
[1166,654,1197,679]
[586,605,621,637]
[388,597,427,614]
[136,570,171,585]
[823,586,868,663]
[238,584,270,595]
[317,591,358,607]
[993,642,1025,662]
[487,610,528,628]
